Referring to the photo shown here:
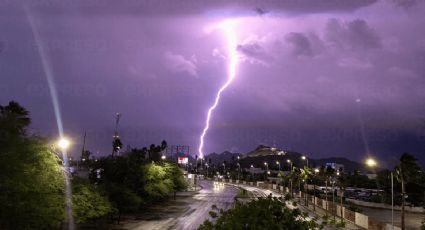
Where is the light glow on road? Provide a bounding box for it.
[198,19,239,158]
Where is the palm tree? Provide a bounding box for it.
[289,168,302,200]
[336,171,347,222]
[300,166,312,206]
[395,153,422,230]
[0,101,30,135]
[318,166,335,215]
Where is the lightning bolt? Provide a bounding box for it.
[198,20,238,158]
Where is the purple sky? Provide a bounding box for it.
[1,0,424,166]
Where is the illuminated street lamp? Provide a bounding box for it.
[58,137,71,150]
[161,155,166,160]
[365,157,393,229]
[56,137,74,230]
[276,161,280,171]
[286,159,293,171]
[313,168,320,211]
[237,163,241,180]
[365,158,377,167]
[301,156,309,167]
[264,162,268,180]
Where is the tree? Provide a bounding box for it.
[336,172,348,222]
[0,101,30,135]
[0,101,65,229]
[198,195,321,230]
[395,153,422,230]
[300,167,312,206]
[112,138,123,155]
[72,178,113,223]
[165,163,188,199]
[143,163,174,200]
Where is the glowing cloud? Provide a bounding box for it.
[198,20,239,158]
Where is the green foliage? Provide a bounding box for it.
[89,148,187,217]
[164,162,187,194]
[198,196,320,230]
[336,220,346,228]
[236,188,251,198]
[72,178,113,223]
[143,163,174,199]
[209,211,218,218]
[0,101,65,229]
[284,193,291,201]
[108,183,142,213]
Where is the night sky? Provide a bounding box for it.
[1,0,424,166]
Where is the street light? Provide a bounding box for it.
[56,137,74,230]
[161,155,166,160]
[301,156,309,167]
[205,163,209,178]
[237,163,241,181]
[365,157,393,229]
[276,161,280,171]
[58,138,71,150]
[264,162,268,180]
[287,159,293,171]
[365,158,377,167]
[313,168,320,211]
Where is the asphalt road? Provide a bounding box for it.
[122,180,238,230]
[121,180,360,230]
[361,206,423,230]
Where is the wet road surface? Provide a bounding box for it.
[122,180,238,230]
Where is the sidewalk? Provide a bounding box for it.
[299,200,361,230]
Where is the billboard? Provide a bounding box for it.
[178,156,188,164]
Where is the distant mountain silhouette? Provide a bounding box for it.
[203,146,369,172]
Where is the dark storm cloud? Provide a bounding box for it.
[285,32,314,57]
[0,0,377,16]
[2,0,425,166]
[325,18,381,50]
[390,0,418,8]
[236,42,272,64]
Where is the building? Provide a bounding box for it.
[325,162,344,171]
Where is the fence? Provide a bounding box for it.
[217,178,400,230]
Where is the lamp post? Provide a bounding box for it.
[276,161,281,171]
[264,162,268,180]
[199,156,204,171]
[332,179,336,221]
[301,156,309,168]
[286,159,292,171]
[365,157,393,229]
[237,163,240,181]
[205,163,209,178]
[313,168,320,211]
[57,137,74,230]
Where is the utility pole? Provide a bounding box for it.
[112,113,122,157]
[78,131,87,170]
